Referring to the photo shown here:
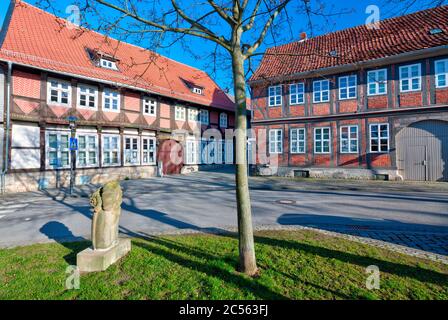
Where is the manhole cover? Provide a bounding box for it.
[276,199,297,205]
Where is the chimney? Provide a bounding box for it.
[299,32,308,42]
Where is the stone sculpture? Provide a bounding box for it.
[77,181,131,272]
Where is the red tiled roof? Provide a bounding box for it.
[0,0,235,111]
[250,6,448,83]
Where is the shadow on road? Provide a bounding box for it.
[278,214,448,255]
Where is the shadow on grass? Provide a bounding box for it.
[132,236,288,300]
[253,235,448,287]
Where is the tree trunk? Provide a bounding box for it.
[231,49,258,276]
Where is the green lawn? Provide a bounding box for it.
[0,230,447,300]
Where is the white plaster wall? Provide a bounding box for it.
[11,123,41,169]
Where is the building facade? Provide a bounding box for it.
[0,1,236,193]
[249,6,448,182]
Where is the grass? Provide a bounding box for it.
[0,230,447,300]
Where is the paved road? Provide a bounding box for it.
[1,168,448,255]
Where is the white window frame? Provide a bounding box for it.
[338,75,357,100]
[102,134,121,167]
[313,80,330,103]
[289,83,305,105]
[268,85,282,107]
[399,64,421,92]
[199,109,209,125]
[185,139,200,164]
[45,130,71,169]
[192,87,203,95]
[369,123,390,153]
[435,59,448,89]
[314,127,331,154]
[367,69,388,96]
[102,89,120,112]
[175,106,186,121]
[123,135,140,166]
[269,129,283,154]
[76,132,99,168]
[141,137,156,165]
[100,58,118,70]
[77,84,98,110]
[143,97,157,116]
[47,78,71,107]
[340,125,359,154]
[188,108,199,122]
[290,128,306,154]
[220,113,228,128]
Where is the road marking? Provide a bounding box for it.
[0,215,5,219]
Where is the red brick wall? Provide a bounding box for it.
[339,100,357,113]
[435,88,448,105]
[367,95,388,109]
[398,92,423,108]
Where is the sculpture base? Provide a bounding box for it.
[77,238,131,273]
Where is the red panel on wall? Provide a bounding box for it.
[13,70,40,99]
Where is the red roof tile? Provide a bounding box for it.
[0,0,235,111]
[250,6,448,83]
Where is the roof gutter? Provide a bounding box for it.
[1,61,12,194]
[248,45,448,86]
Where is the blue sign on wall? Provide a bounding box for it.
[70,137,78,151]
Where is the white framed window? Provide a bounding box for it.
[124,136,140,165]
[103,89,120,112]
[367,69,387,96]
[199,109,209,125]
[220,113,228,128]
[340,125,358,154]
[188,108,199,122]
[314,127,331,154]
[100,58,118,70]
[269,129,283,154]
[143,97,157,116]
[369,123,389,153]
[313,80,330,103]
[268,85,282,107]
[399,64,421,92]
[339,75,357,100]
[47,78,71,106]
[141,137,156,165]
[102,134,120,166]
[77,133,98,167]
[175,106,186,121]
[46,130,71,169]
[435,59,448,88]
[290,83,305,105]
[185,139,200,164]
[192,87,203,95]
[290,128,306,154]
[77,84,98,110]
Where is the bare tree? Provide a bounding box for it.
[32,0,444,276]
[60,0,303,276]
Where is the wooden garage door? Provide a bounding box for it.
[396,120,448,181]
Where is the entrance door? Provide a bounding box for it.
[157,139,183,175]
[396,120,448,181]
[405,145,427,181]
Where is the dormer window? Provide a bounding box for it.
[100,58,118,70]
[192,87,203,95]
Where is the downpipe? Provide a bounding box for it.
[1,61,12,194]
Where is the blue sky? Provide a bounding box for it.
[0,0,442,92]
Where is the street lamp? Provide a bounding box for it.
[67,116,78,196]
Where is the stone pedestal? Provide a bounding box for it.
[77,238,131,273]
